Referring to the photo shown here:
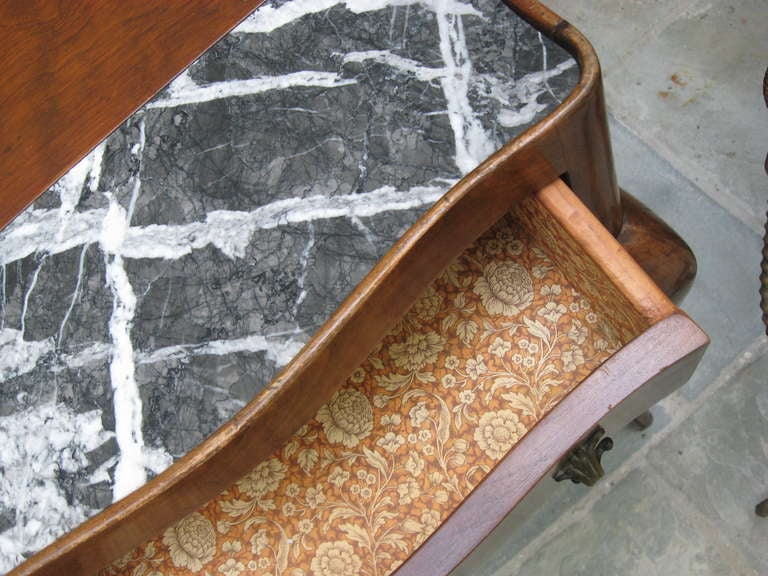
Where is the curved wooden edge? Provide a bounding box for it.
[393,313,709,576]
[0,0,267,232]
[618,190,697,303]
[7,3,650,575]
[508,0,699,303]
[538,180,675,325]
[504,0,622,235]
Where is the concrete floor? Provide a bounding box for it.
[475,1,768,575]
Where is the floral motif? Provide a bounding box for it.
[411,286,442,322]
[389,331,446,371]
[538,301,567,322]
[473,261,533,315]
[474,410,527,459]
[162,512,216,571]
[377,431,406,453]
[310,541,362,576]
[489,337,511,358]
[316,389,373,447]
[104,210,628,576]
[562,345,585,372]
[218,558,245,576]
[236,458,286,499]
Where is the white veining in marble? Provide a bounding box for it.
[236,0,480,34]
[0,183,449,266]
[147,70,357,109]
[100,121,156,499]
[0,405,111,572]
[0,0,579,569]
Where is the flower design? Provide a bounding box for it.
[163,512,216,571]
[316,389,373,447]
[377,431,406,453]
[409,402,429,427]
[306,486,326,508]
[328,467,349,488]
[412,287,442,321]
[389,331,446,371]
[250,529,268,555]
[350,367,366,383]
[538,301,567,322]
[444,355,460,370]
[397,478,421,504]
[381,414,401,426]
[562,345,585,372]
[405,450,425,477]
[465,356,487,379]
[236,458,287,499]
[540,284,562,297]
[310,541,362,576]
[420,509,441,533]
[474,410,527,459]
[105,211,628,576]
[568,319,588,344]
[473,261,533,315]
[489,337,511,358]
[218,558,245,576]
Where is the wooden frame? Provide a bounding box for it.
[3,1,705,575]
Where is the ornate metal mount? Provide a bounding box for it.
[553,426,614,486]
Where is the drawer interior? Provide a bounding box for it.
[103,182,669,576]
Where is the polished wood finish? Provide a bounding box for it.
[0,0,266,231]
[12,177,708,576]
[504,0,622,235]
[398,314,707,576]
[6,2,707,575]
[9,128,557,576]
[618,191,697,303]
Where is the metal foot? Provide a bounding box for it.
[756,499,768,517]
[630,410,654,431]
[553,427,613,487]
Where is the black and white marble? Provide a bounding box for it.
[0,0,577,570]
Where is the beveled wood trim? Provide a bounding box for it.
[0,0,267,231]
[394,313,708,576]
[7,2,691,575]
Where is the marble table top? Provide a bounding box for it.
[0,0,577,570]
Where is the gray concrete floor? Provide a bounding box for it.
[475,1,768,575]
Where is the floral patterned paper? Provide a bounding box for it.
[104,211,628,576]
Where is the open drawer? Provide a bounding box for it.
[32,178,702,576]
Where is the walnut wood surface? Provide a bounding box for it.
[618,191,697,303]
[6,1,706,575]
[0,0,266,231]
[503,0,622,235]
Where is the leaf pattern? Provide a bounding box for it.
[103,212,629,576]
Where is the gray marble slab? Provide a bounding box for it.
[0,0,577,570]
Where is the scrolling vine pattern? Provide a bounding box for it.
[105,213,629,576]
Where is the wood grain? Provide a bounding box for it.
[0,0,266,231]
[5,1,707,575]
[618,190,697,302]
